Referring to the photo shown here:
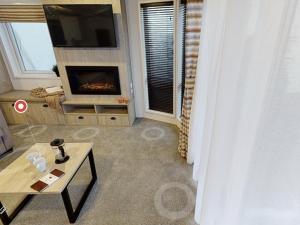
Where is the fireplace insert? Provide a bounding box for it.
[66,66,121,95]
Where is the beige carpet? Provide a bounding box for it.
[0,119,197,225]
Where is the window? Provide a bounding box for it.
[10,23,56,71]
[0,22,57,78]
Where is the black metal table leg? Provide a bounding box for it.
[61,189,75,223]
[0,148,13,160]
[88,150,97,181]
[0,195,33,225]
[0,201,10,225]
[61,149,97,223]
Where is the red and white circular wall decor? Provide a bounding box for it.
[14,99,28,114]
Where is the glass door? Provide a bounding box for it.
[141,2,174,114]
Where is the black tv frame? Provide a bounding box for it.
[43,4,117,48]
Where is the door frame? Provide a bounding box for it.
[138,0,182,125]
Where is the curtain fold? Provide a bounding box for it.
[178,0,203,158]
[0,5,45,22]
[187,0,293,224]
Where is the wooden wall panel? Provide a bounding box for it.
[51,0,135,120]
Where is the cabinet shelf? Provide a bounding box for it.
[62,103,128,115]
[63,104,96,114]
[95,105,128,115]
[64,108,96,114]
[61,100,133,126]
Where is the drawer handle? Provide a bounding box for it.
[110,117,116,120]
[42,104,49,108]
[11,103,14,107]
[78,116,84,120]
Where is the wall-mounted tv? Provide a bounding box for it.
[43,4,117,48]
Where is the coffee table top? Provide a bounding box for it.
[0,142,93,195]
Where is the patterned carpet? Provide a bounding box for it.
[0,119,197,225]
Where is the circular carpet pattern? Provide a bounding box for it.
[72,127,100,140]
[141,127,165,141]
[154,182,195,220]
[15,125,47,138]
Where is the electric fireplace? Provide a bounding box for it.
[66,66,121,95]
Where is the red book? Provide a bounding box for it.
[31,169,65,192]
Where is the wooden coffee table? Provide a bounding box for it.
[0,143,97,224]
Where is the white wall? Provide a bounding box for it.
[9,77,61,90]
[125,0,145,117]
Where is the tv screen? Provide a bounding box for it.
[43,4,117,47]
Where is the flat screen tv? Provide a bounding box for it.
[43,4,117,47]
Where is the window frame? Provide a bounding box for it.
[138,0,184,123]
[0,22,57,79]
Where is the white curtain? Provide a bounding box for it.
[187,0,300,225]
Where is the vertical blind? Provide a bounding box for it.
[141,2,174,114]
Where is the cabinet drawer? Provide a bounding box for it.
[40,103,63,124]
[105,115,129,126]
[97,115,106,126]
[26,103,63,125]
[65,115,97,125]
[0,102,27,124]
[26,103,44,124]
